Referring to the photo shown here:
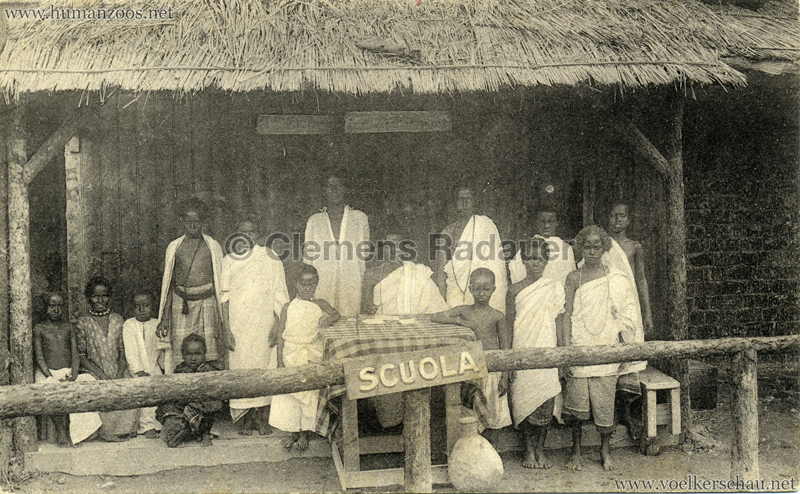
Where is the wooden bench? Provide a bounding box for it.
[638,367,681,438]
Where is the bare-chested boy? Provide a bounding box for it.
[432,267,512,448]
[34,293,102,447]
[608,204,652,433]
[156,199,227,373]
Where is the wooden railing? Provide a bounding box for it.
[0,335,797,481]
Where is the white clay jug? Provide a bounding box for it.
[448,416,504,492]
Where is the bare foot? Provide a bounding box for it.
[257,424,274,436]
[129,431,138,439]
[143,430,159,439]
[237,429,253,436]
[534,449,552,469]
[522,450,539,469]
[601,450,617,471]
[566,454,582,470]
[57,436,72,448]
[294,431,310,451]
[201,434,213,447]
[283,432,300,449]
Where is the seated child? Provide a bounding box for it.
[156,334,222,448]
[431,267,512,448]
[122,292,164,439]
[506,240,565,469]
[269,264,340,451]
[33,293,102,447]
[563,226,638,471]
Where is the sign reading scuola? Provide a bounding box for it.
[343,341,488,400]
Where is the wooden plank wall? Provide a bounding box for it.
[65,90,665,330]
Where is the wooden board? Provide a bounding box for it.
[345,111,451,133]
[256,115,335,135]
[343,342,486,400]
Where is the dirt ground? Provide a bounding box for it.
[6,358,800,493]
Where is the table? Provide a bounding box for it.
[320,315,475,491]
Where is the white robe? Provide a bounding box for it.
[443,215,507,313]
[35,369,103,444]
[508,235,576,286]
[304,206,369,317]
[374,262,449,315]
[510,278,564,427]
[221,246,290,417]
[157,233,225,372]
[269,299,324,433]
[569,268,638,378]
[601,239,647,374]
[122,318,163,434]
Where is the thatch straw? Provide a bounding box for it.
[0,0,796,99]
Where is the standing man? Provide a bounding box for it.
[156,199,226,374]
[304,174,370,317]
[433,186,507,313]
[221,218,289,435]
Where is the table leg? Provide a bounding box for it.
[342,395,360,474]
[404,388,432,493]
[445,384,461,455]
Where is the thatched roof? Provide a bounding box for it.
[0,0,797,98]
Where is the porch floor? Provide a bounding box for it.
[24,418,655,476]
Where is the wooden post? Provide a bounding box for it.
[0,105,14,477]
[64,137,86,319]
[731,349,759,480]
[615,90,691,436]
[6,104,36,452]
[404,388,432,493]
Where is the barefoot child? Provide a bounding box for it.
[269,264,340,451]
[506,241,565,469]
[156,334,222,448]
[122,292,164,439]
[563,226,638,471]
[432,267,512,448]
[33,293,102,446]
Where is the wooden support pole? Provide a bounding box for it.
[615,91,690,436]
[404,388,432,493]
[731,349,759,481]
[6,104,36,452]
[0,335,796,419]
[0,105,13,476]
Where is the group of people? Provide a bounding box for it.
[33,172,654,472]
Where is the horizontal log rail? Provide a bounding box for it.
[0,335,796,419]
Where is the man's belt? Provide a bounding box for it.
[174,284,215,314]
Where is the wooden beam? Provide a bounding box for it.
[23,106,98,186]
[404,388,432,493]
[345,111,451,133]
[6,104,36,452]
[731,349,759,480]
[0,336,796,419]
[256,114,335,135]
[615,120,673,182]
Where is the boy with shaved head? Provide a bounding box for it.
[432,267,512,448]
